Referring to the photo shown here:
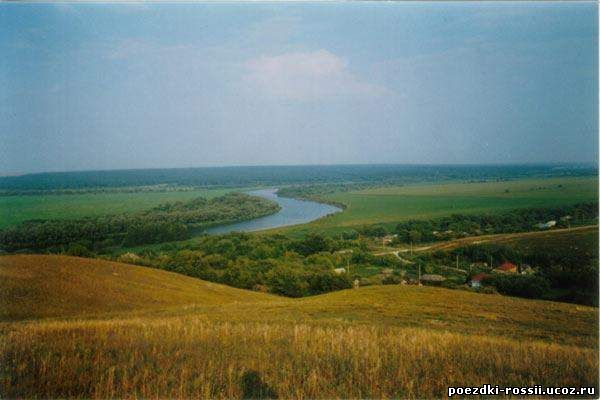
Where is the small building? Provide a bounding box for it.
[495,262,517,274]
[333,267,346,275]
[536,220,557,229]
[335,249,353,255]
[469,261,488,269]
[470,272,489,288]
[382,234,398,245]
[520,265,535,275]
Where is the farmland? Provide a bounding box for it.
[0,188,237,229]
[1,174,596,236]
[0,255,597,398]
[275,177,598,236]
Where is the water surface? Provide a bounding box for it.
[204,189,341,234]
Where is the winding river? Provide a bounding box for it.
[204,189,342,234]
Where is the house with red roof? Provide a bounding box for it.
[494,262,518,274]
[469,272,489,288]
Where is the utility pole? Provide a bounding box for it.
[456,254,459,269]
[418,263,421,286]
[410,241,413,256]
[346,254,350,275]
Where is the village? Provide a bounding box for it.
[329,224,555,294]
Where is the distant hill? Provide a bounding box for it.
[1,163,596,192]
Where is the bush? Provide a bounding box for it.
[292,234,330,256]
[359,225,388,238]
[486,274,551,299]
[479,286,498,295]
[307,271,352,295]
[341,230,359,240]
[266,266,308,297]
[66,242,91,257]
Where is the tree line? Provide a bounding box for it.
[2,164,595,192]
[352,202,598,243]
[0,193,280,251]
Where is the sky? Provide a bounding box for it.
[0,1,598,175]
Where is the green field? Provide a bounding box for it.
[0,189,241,229]
[276,177,598,236]
[2,177,597,236]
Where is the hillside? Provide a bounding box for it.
[0,255,275,320]
[419,225,598,252]
[1,255,597,346]
[1,255,597,398]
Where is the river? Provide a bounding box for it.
[204,188,342,234]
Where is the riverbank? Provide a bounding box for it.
[204,189,342,234]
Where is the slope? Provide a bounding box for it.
[0,255,276,320]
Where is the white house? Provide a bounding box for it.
[536,220,557,229]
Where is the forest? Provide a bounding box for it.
[106,221,598,305]
[1,164,595,194]
[0,193,279,250]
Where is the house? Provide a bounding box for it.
[469,261,488,269]
[520,264,535,275]
[494,262,517,274]
[333,267,346,275]
[382,234,398,245]
[335,249,353,255]
[536,220,557,229]
[470,272,488,288]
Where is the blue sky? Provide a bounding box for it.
[1,2,597,174]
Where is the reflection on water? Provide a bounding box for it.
[204,189,341,234]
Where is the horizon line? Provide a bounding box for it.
[2,161,598,178]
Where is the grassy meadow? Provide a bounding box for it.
[0,188,238,229]
[276,177,598,236]
[1,255,598,398]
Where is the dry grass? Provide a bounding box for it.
[1,318,597,399]
[0,255,274,320]
[0,255,598,398]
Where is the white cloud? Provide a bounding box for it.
[244,50,389,101]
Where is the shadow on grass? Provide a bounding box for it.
[241,370,278,399]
